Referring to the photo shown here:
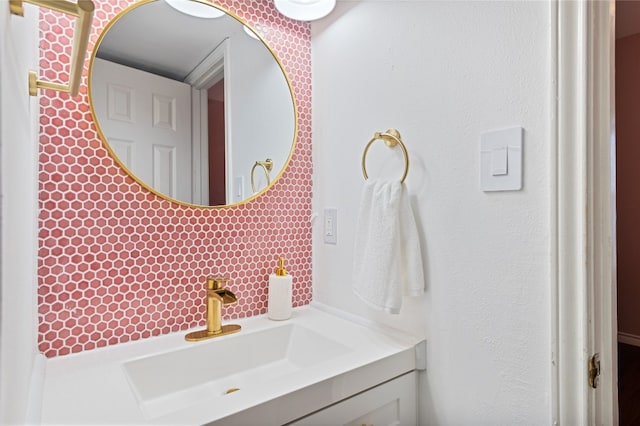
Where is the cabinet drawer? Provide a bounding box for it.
[289,371,417,426]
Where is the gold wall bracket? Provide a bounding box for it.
[10,0,95,97]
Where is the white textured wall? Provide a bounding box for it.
[0,3,40,424]
[311,1,551,424]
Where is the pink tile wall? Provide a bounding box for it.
[37,0,312,358]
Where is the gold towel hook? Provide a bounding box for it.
[10,0,95,97]
[361,128,410,184]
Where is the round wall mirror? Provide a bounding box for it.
[88,0,297,207]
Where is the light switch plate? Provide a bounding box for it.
[480,127,523,191]
[234,176,244,202]
[323,208,337,245]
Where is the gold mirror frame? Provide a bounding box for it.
[88,0,298,208]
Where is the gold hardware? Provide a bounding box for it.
[588,353,601,389]
[185,276,241,342]
[225,387,240,394]
[10,0,95,97]
[207,276,229,291]
[185,324,241,341]
[251,158,274,193]
[9,0,23,15]
[276,256,287,277]
[361,128,410,184]
[28,71,37,97]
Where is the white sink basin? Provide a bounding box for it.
[123,323,350,419]
[41,306,420,425]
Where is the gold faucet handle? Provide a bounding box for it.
[207,276,230,290]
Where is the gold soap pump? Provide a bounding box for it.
[276,256,287,276]
[268,256,293,320]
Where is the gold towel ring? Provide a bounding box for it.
[251,159,273,193]
[361,128,410,183]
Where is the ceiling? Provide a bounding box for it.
[99,0,640,75]
[96,1,251,81]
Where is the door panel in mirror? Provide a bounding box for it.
[92,58,193,202]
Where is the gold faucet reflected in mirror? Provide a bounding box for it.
[185,277,241,342]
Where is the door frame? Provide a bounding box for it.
[186,38,232,205]
[552,0,617,424]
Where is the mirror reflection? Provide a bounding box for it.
[89,0,296,207]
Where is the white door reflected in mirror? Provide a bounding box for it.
[92,58,193,202]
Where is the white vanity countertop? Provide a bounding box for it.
[40,303,422,425]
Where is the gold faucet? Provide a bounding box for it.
[185,277,241,342]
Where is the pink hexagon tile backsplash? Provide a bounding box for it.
[37,0,312,357]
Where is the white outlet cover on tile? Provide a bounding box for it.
[480,127,523,191]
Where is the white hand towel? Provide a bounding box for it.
[352,179,425,314]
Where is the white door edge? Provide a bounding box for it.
[0,3,40,423]
[551,0,617,424]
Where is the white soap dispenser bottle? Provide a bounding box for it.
[268,256,293,320]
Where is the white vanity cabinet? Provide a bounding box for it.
[288,372,417,426]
